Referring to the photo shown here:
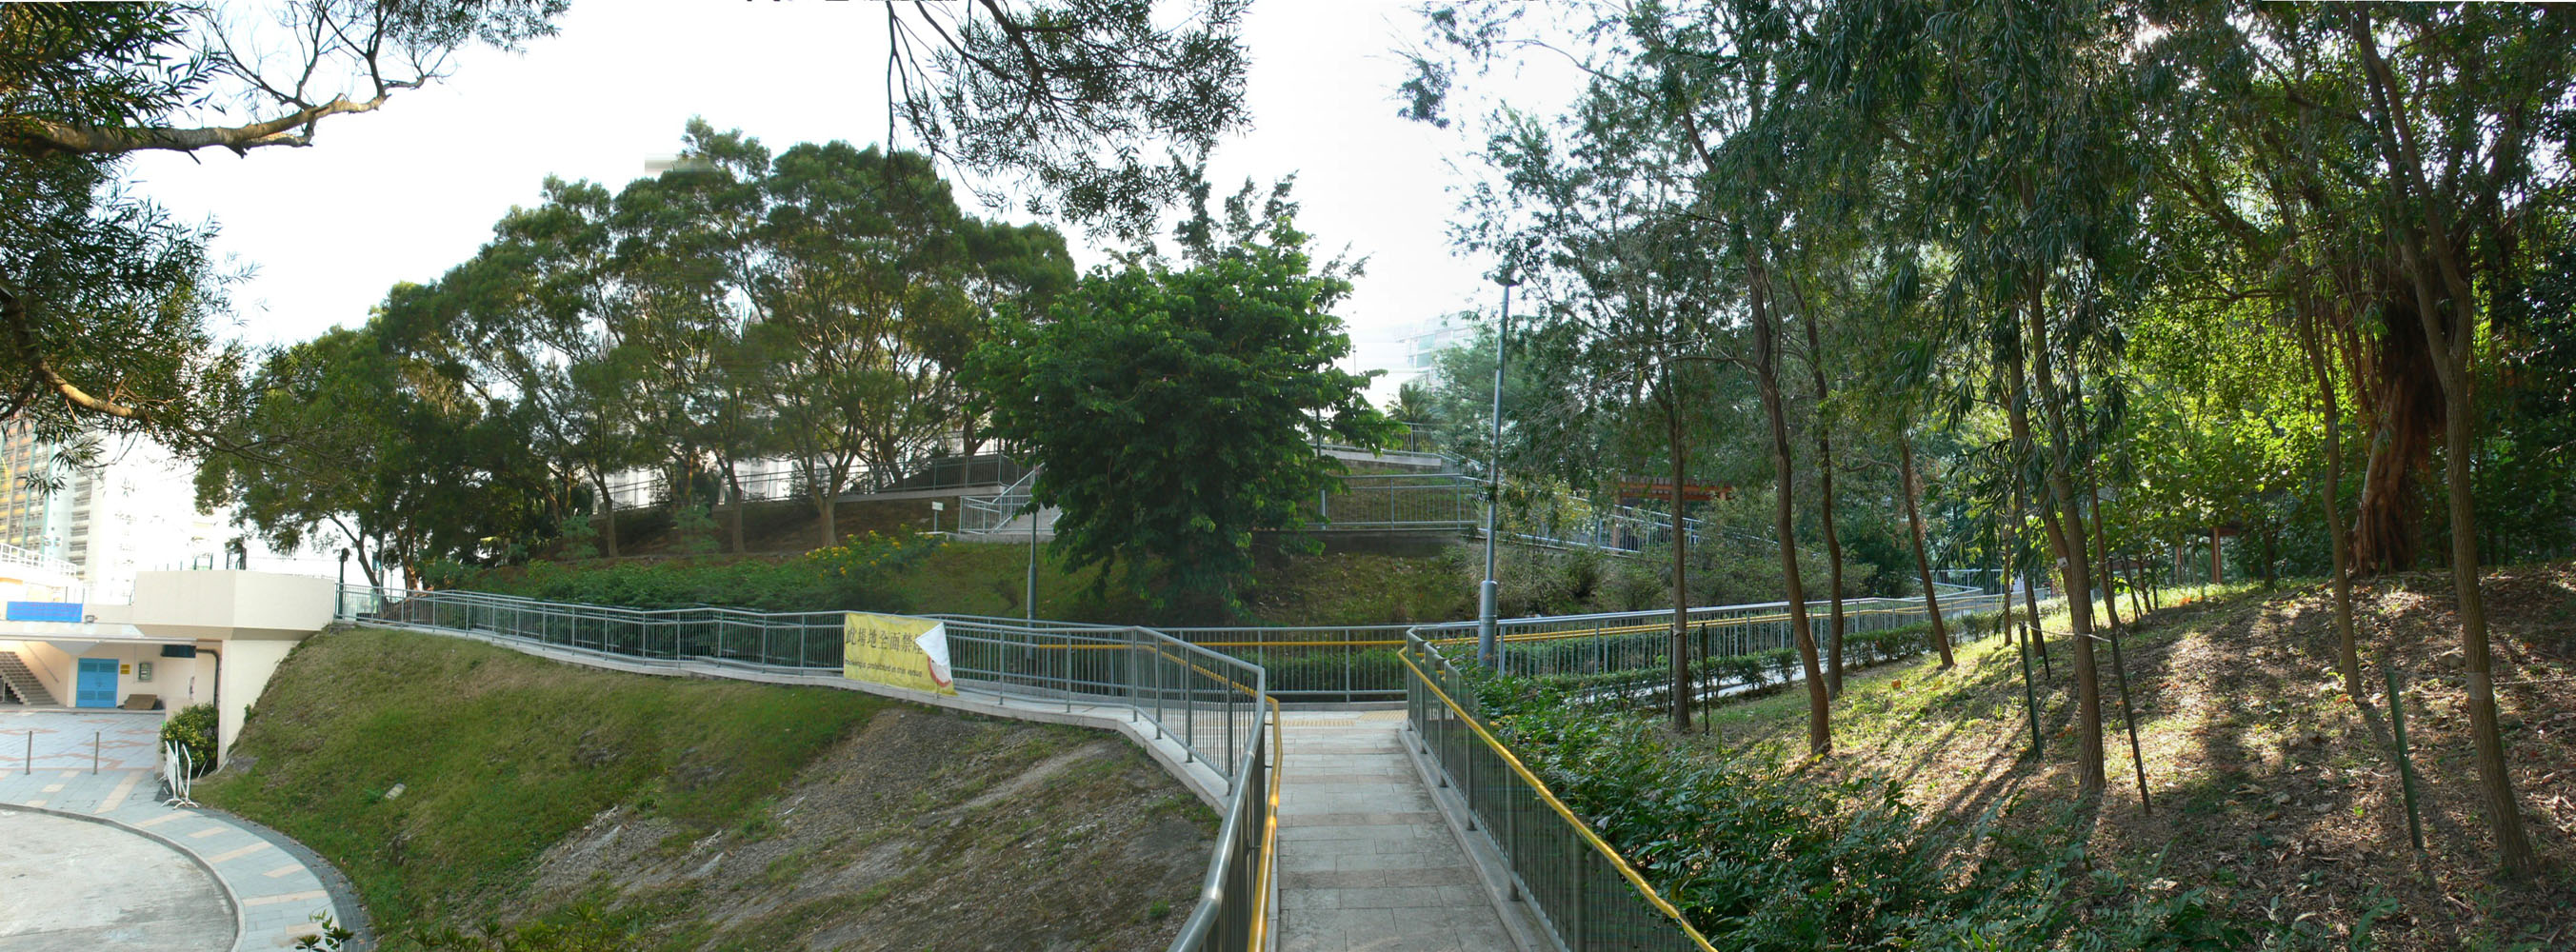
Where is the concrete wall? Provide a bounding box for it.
[213,639,295,756]
[128,570,335,640]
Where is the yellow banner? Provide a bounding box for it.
[843,613,957,696]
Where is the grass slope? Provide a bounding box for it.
[201,629,886,936]
[1696,566,2576,950]
[199,628,1217,951]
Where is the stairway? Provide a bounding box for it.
[0,650,57,706]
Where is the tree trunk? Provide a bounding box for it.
[2345,6,2539,872]
[722,462,749,555]
[2014,298,2107,798]
[1799,305,1848,695]
[814,488,839,549]
[2089,463,2121,634]
[1667,387,1692,732]
[590,470,622,559]
[1749,257,1828,755]
[2301,308,2365,699]
[1898,426,1953,667]
[2017,472,2052,680]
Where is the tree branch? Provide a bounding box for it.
[11,86,412,156]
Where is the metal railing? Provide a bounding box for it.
[334,585,1274,952]
[958,465,1047,535]
[1405,591,2035,690]
[599,453,1028,511]
[160,741,198,806]
[1403,632,1719,951]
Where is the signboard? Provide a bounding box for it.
[842,612,957,696]
[6,601,83,623]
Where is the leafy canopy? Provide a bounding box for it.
[968,184,1395,605]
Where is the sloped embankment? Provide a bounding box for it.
[199,627,1215,951]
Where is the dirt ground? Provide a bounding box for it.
[520,706,1218,952]
[1705,565,2576,950]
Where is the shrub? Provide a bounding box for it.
[1466,675,2260,950]
[671,506,719,556]
[161,704,219,774]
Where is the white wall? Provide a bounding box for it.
[128,570,335,636]
[213,640,296,756]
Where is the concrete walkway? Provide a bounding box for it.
[0,710,351,951]
[1273,710,1531,952]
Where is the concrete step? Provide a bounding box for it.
[0,650,59,706]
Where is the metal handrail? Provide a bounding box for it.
[598,453,1028,510]
[335,585,1274,952]
[1403,631,1718,951]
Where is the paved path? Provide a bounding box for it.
[1273,710,1526,952]
[0,710,349,951]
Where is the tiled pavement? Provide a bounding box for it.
[1273,710,1528,952]
[0,709,349,950]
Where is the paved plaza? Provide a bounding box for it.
[0,709,349,951]
[1273,710,1532,952]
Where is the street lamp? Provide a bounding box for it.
[337,548,349,618]
[1478,265,1520,669]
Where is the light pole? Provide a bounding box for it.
[1478,267,1519,668]
[337,547,349,616]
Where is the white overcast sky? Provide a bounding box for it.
[127,0,1577,402]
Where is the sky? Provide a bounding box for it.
[127,0,1573,403]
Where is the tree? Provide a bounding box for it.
[882,0,1251,241]
[0,2,563,465]
[967,183,1392,605]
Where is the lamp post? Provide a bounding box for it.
[1478,267,1519,669]
[337,548,349,618]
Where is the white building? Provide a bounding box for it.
[0,426,231,603]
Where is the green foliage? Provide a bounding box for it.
[968,181,1397,605]
[670,506,719,557]
[449,532,937,612]
[1467,675,2267,950]
[882,0,1251,241]
[159,703,217,774]
[0,2,562,464]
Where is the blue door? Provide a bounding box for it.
[75,658,116,708]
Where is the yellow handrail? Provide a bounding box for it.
[1247,697,1282,950]
[1398,648,1721,952]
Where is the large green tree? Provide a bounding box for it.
[967,184,1393,604]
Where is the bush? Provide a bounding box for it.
[1466,675,2260,950]
[161,704,218,774]
[671,506,719,556]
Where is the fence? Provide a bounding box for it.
[957,466,1046,535]
[600,453,1029,512]
[1398,590,2039,709]
[335,585,1274,952]
[1403,631,1719,951]
[160,741,197,806]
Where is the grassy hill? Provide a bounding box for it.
[1689,564,2576,950]
[199,628,1215,951]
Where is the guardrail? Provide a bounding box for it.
[600,453,1029,511]
[334,585,1273,952]
[1411,592,2027,680]
[1402,631,1718,951]
[958,465,1046,535]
